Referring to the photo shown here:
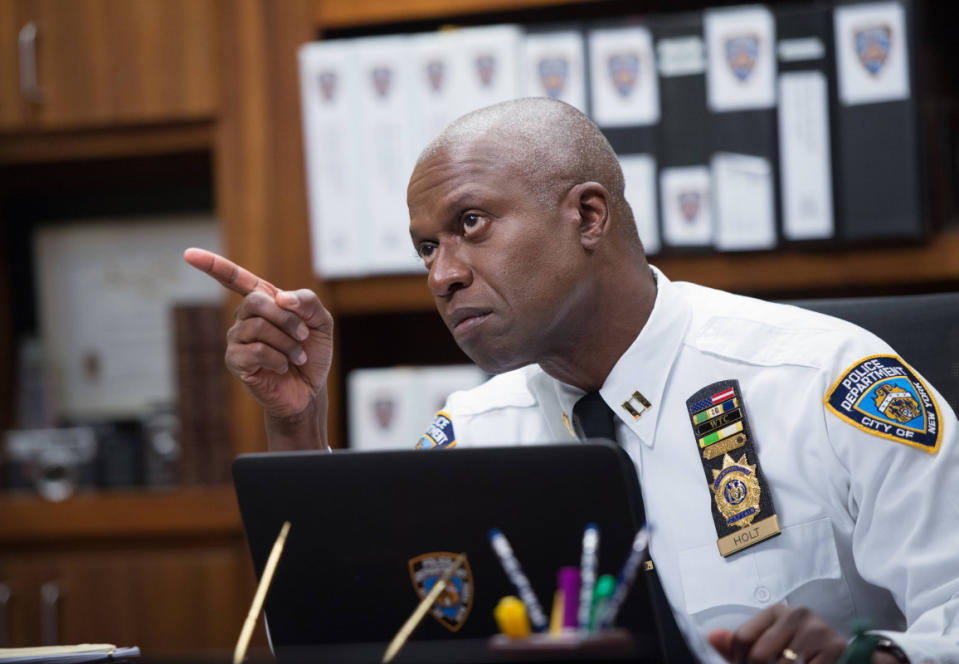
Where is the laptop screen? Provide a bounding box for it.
[233,442,660,663]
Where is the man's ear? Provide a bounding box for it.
[566,182,611,250]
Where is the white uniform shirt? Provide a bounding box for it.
[426,268,959,663]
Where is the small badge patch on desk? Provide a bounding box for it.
[686,380,781,557]
[825,354,942,453]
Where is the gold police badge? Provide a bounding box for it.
[873,383,920,424]
[687,380,782,557]
[712,454,761,529]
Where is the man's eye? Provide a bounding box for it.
[462,213,489,237]
[417,244,437,263]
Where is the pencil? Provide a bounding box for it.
[233,521,291,664]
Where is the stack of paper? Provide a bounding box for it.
[0,645,140,664]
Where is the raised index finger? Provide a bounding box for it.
[183,247,278,297]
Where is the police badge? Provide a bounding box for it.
[825,354,942,453]
[408,552,474,631]
[678,191,701,222]
[475,54,496,87]
[724,34,760,82]
[607,53,640,98]
[425,60,445,92]
[373,397,395,430]
[686,380,781,557]
[855,25,892,76]
[371,66,392,98]
[318,71,337,102]
[537,57,569,99]
[712,454,761,528]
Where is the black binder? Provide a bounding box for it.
[704,5,780,251]
[586,18,661,254]
[653,11,712,250]
[832,0,925,242]
[774,3,840,245]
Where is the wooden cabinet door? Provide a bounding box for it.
[0,0,218,131]
[0,543,260,654]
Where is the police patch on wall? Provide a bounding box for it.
[416,411,456,449]
[408,552,474,631]
[825,354,942,453]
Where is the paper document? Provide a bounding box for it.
[0,645,140,664]
[660,166,713,247]
[834,1,909,106]
[522,30,587,111]
[778,71,834,240]
[705,6,777,112]
[588,26,659,128]
[620,154,660,255]
[299,39,365,278]
[711,152,776,251]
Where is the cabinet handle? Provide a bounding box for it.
[18,21,43,103]
[0,583,9,647]
[40,581,59,645]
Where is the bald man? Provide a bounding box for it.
[187,98,959,663]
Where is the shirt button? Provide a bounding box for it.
[754,586,771,603]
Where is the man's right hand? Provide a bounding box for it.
[184,248,333,450]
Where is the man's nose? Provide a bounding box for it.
[428,243,472,298]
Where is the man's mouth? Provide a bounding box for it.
[448,308,492,334]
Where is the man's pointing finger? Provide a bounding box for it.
[183,247,278,297]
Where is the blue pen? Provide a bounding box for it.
[488,528,549,632]
[598,524,651,629]
[577,523,599,631]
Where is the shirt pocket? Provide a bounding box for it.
[675,517,856,632]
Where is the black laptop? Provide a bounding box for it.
[233,442,660,663]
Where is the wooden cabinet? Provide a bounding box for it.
[0,0,218,131]
[0,489,266,654]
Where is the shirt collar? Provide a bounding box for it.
[549,266,691,447]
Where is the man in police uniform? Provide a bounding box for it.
[185,98,958,663]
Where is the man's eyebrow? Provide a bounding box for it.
[409,227,431,244]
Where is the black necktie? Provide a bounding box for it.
[572,391,618,442]
[572,392,696,664]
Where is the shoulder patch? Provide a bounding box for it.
[825,354,942,453]
[416,411,456,449]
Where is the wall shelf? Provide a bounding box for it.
[322,230,959,316]
[0,120,215,165]
[314,0,602,29]
[0,487,242,543]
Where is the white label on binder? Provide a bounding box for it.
[299,40,366,278]
[588,26,659,127]
[705,6,777,111]
[620,154,660,255]
[354,35,424,275]
[410,31,461,156]
[522,30,588,112]
[712,152,776,251]
[661,166,712,247]
[453,25,524,116]
[835,1,909,106]
[657,37,706,77]
[778,71,834,240]
[348,365,487,450]
[777,37,825,62]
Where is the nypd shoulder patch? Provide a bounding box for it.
[825,354,942,453]
[416,411,456,449]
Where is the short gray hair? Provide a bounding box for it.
[416,98,641,248]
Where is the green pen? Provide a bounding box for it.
[589,574,617,633]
